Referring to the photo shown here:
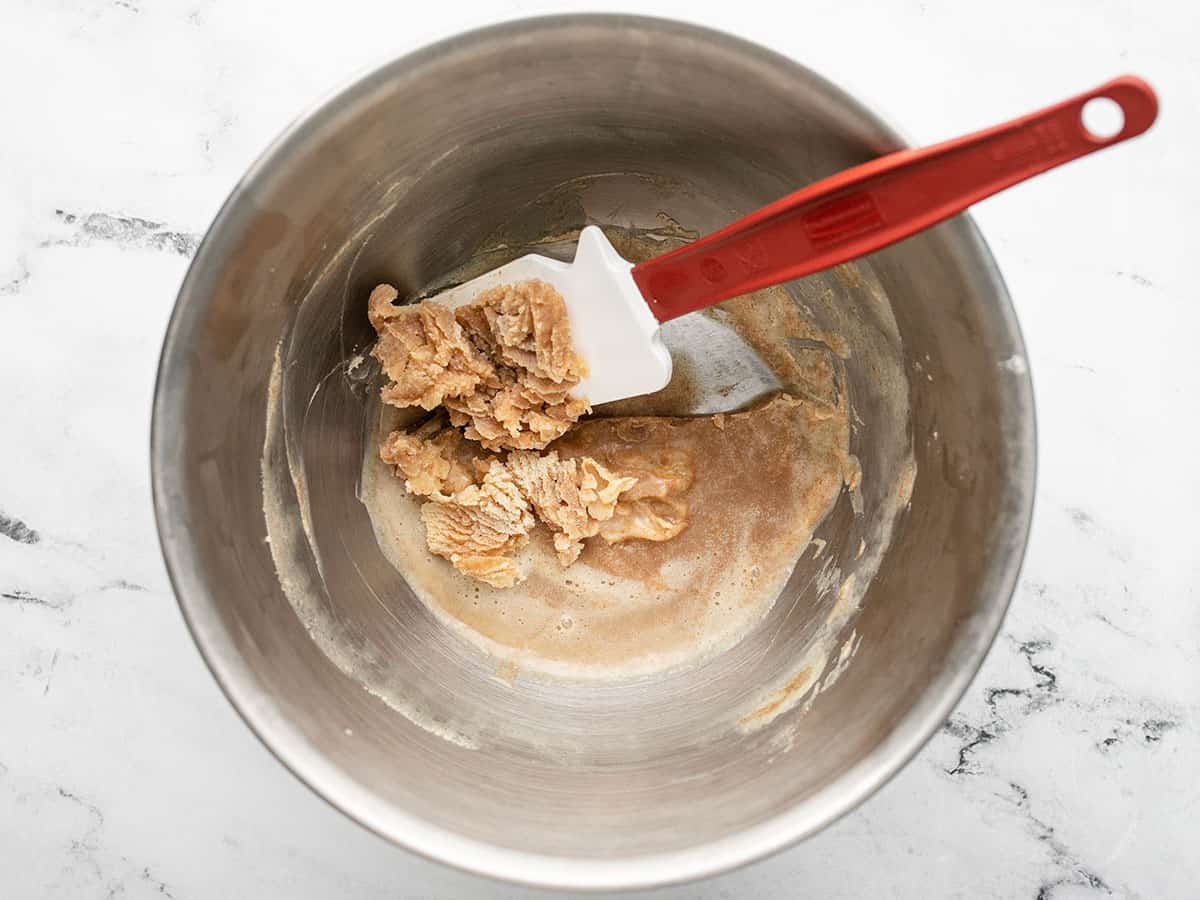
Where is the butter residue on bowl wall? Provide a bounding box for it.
[261,341,481,749]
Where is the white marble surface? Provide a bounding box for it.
[1,1,1196,897]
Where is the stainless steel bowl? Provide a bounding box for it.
[152,14,1035,890]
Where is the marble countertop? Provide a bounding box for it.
[1,1,1196,897]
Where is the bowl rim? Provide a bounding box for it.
[151,12,1037,891]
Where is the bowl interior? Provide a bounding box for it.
[153,15,1034,888]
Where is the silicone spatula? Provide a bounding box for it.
[429,76,1157,405]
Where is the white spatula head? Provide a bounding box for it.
[428,225,671,406]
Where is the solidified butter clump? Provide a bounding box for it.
[379,417,479,501]
[379,416,688,586]
[370,279,589,452]
[372,280,691,586]
[418,461,535,589]
[506,450,638,566]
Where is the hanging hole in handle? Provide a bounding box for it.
[1081,96,1125,140]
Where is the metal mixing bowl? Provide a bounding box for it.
[152,15,1035,890]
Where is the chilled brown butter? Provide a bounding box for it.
[372,280,691,584]
[369,279,588,451]
[365,271,855,677]
[362,390,851,677]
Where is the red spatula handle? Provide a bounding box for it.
[632,76,1158,322]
